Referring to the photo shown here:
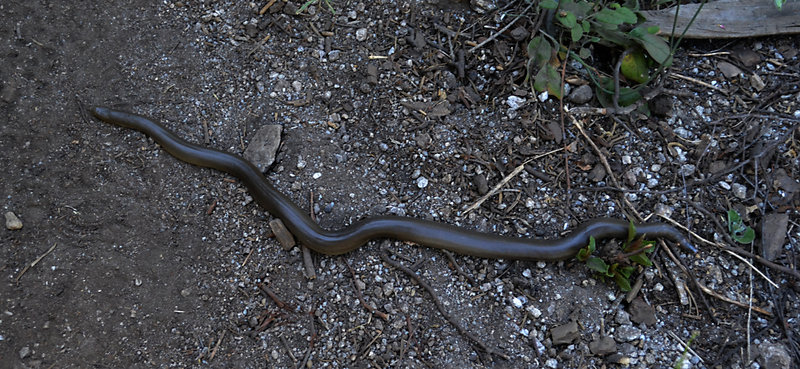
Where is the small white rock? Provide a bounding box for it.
[416,176,428,188]
[312,172,322,179]
[537,91,549,102]
[355,28,368,41]
[5,211,22,230]
[731,183,747,199]
[526,306,542,318]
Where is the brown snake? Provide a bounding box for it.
[92,107,696,260]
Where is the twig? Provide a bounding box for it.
[695,280,771,316]
[668,331,705,363]
[462,148,562,215]
[669,72,729,94]
[257,283,293,311]
[342,257,389,320]
[208,331,225,361]
[380,251,509,360]
[724,250,779,289]
[442,250,477,286]
[467,1,535,53]
[16,243,57,282]
[303,191,317,280]
[690,202,800,280]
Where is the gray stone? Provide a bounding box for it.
[761,213,789,261]
[614,325,641,342]
[19,346,30,359]
[550,321,579,345]
[473,174,489,195]
[5,211,23,230]
[243,124,282,172]
[568,84,593,104]
[590,336,617,355]
[509,26,530,42]
[628,297,657,325]
[758,342,793,369]
[1,81,17,103]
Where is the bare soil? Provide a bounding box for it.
[1,1,799,368]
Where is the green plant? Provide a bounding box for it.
[526,0,674,105]
[673,330,700,369]
[576,221,655,291]
[727,209,755,244]
[296,0,335,14]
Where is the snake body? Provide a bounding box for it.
[91,107,696,260]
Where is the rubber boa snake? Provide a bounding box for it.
[91,107,696,260]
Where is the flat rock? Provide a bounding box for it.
[717,61,743,79]
[5,211,23,230]
[590,336,617,355]
[628,297,657,325]
[244,124,282,172]
[758,342,793,369]
[550,321,579,345]
[761,213,789,261]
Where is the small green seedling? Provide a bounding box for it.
[726,209,755,244]
[297,0,335,14]
[673,330,700,369]
[576,221,654,291]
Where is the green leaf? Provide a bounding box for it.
[540,0,559,9]
[629,252,653,266]
[596,77,642,107]
[775,0,787,10]
[626,220,637,244]
[526,36,552,69]
[577,236,596,261]
[646,26,660,34]
[558,11,577,29]
[727,209,755,244]
[733,226,756,244]
[620,50,650,84]
[579,47,591,59]
[629,26,671,65]
[587,257,609,275]
[570,25,584,42]
[727,209,742,233]
[614,272,632,291]
[595,6,637,25]
[533,64,563,99]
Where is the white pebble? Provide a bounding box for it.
[312,172,322,179]
[416,176,428,188]
[731,183,747,199]
[526,306,542,318]
[5,211,23,230]
[355,28,368,41]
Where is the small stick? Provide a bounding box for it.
[442,250,477,286]
[468,1,535,53]
[257,283,292,311]
[669,72,729,94]
[241,247,254,268]
[16,243,57,283]
[343,257,389,320]
[206,199,217,215]
[300,191,317,280]
[380,251,508,360]
[463,148,562,215]
[208,331,225,361]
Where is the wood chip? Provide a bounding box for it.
[269,218,296,250]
